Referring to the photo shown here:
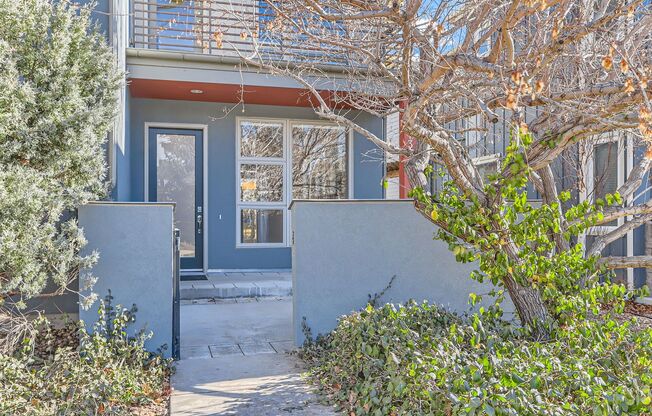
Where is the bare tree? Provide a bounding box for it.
[221,0,652,332]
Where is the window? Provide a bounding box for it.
[582,131,635,289]
[593,141,621,226]
[240,208,284,244]
[586,134,625,232]
[593,142,620,199]
[236,118,351,247]
[236,120,287,247]
[292,124,348,199]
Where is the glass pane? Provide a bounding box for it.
[240,209,284,244]
[292,124,348,199]
[240,164,284,202]
[156,134,195,257]
[240,121,284,158]
[155,0,199,52]
[594,142,619,199]
[594,142,619,227]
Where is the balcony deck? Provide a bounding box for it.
[130,0,368,68]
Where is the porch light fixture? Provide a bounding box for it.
[190,89,204,94]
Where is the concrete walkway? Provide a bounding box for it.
[171,297,336,415]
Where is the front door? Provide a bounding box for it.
[148,127,204,271]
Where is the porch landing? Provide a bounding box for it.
[180,270,292,300]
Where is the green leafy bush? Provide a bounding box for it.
[304,301,652,415]
[0,295,171,415]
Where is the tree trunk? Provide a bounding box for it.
[503,276,552,340]
[403,142,553,339]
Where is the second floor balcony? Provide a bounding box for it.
[129,0,375,68]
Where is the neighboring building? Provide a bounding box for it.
[426,108,651,291]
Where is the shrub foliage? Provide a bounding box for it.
[304,301,652,416]
[0,0,120,308]
[0,295,171,415]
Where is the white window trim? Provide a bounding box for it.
[472,153,501,167]
[235,116,354,248]
[143,122,209,273]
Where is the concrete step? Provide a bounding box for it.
[180,272,292,300]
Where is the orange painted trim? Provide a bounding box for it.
[128,78,349,108]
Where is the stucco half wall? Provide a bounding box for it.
[78,202,176,358]
[290,200,513,345]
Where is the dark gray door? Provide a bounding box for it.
[148,127,204,270]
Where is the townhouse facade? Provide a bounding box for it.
[83,0,650,292]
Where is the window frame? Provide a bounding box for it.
[580,131,635,289]
[236,118,289,248]
[585,134,626,236]
[472,153,501,174]
[235,117,354,248]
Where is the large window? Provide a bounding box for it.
[236,119,350,247]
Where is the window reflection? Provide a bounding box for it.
[240,209,284,244]
[292,125,348,199]
[240,164,284,202]
[156,134,196,257]
[240,121,284,158]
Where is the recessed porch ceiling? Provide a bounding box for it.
[129,78,334,108]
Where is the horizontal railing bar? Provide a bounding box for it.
[132,41,352,58]
[133,35,354,49]
[131,41,351,57]
[134,9,274,19]
[132,27,375,44]
[133,0,273,9]
[133,28,380,46]
[132,5,263,13]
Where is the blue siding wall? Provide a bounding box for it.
[116,92,131,201]
[76,0,110,35]
[128,97,384,270]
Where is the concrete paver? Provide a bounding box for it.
[171,298,336,415]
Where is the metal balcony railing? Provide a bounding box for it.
[129,0,368,67]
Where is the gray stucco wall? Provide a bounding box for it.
[78,202,175,358]
[128,97,385,270]
[291,201,512,345]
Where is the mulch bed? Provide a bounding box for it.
[129,381,171,416]
[33,321,172,416]
[623,300,652,330]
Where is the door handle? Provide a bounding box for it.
[196,214,203,234]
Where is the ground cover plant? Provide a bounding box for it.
[0,295,171,415]
[303,300,652,415]
[300,144,652,414]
